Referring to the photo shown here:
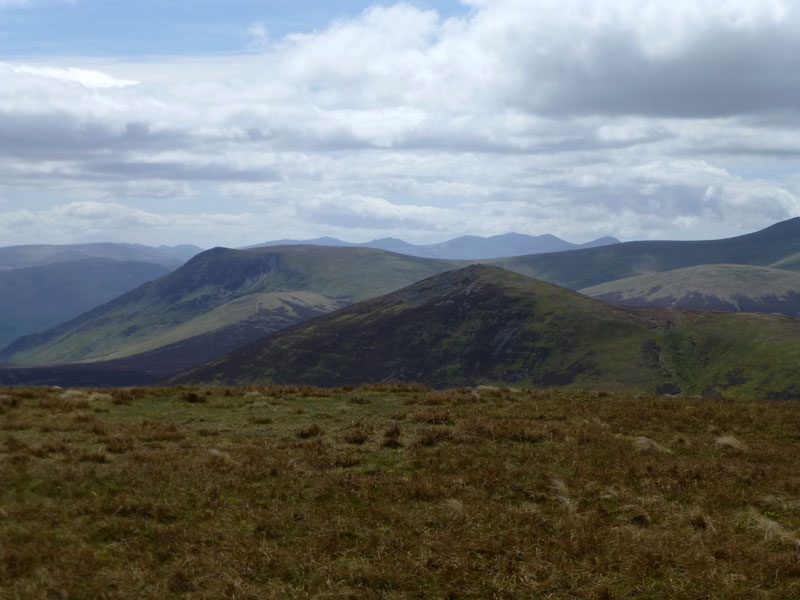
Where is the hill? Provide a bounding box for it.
[175,264,800,399]
[487,217,800,289]
[252,232,619,259]
[0,246,458,367]
[581,264,800,316]
[0,242,202,270]
[0,259,169,349]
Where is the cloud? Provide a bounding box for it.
[245,22,270,50]
[300,193,454,231]
[2,1,800,245]
[10,64,138,89]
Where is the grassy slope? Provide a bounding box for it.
[87,291,344,361]
[177,264,800,399]
[1,246,458,366]
[580,264,800,316]
[0,259,169,349]
[487,217,800,289]
[4,385,800,599]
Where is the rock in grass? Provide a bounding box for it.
[633,436,671,454]
[714,436,747,452]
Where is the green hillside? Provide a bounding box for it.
[91,291,342,361]
[580,264,800,316]
[487,217,800,289]
[176,265,800,399]
[0,246,458,366]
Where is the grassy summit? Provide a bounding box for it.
[2,384,800,598]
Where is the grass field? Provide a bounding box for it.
[3,384,800,598]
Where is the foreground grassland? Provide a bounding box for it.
[3,385,800,599]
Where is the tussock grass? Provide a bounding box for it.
[633,435,672,454]
[715,435,748,452]
[3,384,800,598]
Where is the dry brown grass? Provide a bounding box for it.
[2,384,800,598]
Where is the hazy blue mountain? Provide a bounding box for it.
[488,217,800,290]
[249,232,620,259]
[0,242,203,270]
[0,258,169,348]
[246,236,358,249]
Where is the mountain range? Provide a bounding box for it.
[173,264,800,399]
[581,264,800,317]
[0,246,458,368]
[0,259,170,349]
[0,242,202,270]
[250,232,620,259]
[491,217,800,289]
[3,218,800,396]
[0,243,203,347]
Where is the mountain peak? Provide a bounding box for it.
[747,216,800,240]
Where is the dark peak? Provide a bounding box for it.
[422,263,509,283]
[743,217,800,240]
[584,236,620,245]
[457,263,504,275]
[391,264,531,304]
[180,246,239,266]
[368,237,407,243]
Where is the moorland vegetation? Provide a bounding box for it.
[3,384,800,598]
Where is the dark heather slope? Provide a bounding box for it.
[0,259,169,348]
[172,265,800,399]
[0,245,459,366]
[0,309,327,387]
[487,217,800,290]
[581,264,800,317]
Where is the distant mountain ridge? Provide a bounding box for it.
[0,259,170,349]
[0,242,203,270]
[580,264,800,316]
[489,217,800,290]
[250,232,619,259]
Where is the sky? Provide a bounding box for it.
[1,0,800,248]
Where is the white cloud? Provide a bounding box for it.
[2,1,800,245]
[10,64,139,89]
[245,22,270,50]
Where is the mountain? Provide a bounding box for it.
[488,217,800,290]
[247,236,357,249]
[173,265,800,399]
[0,245,459,367]
[0,242,203,270]
[250,233,620,259]
[0,259,169,349]
[580,264,800,316]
